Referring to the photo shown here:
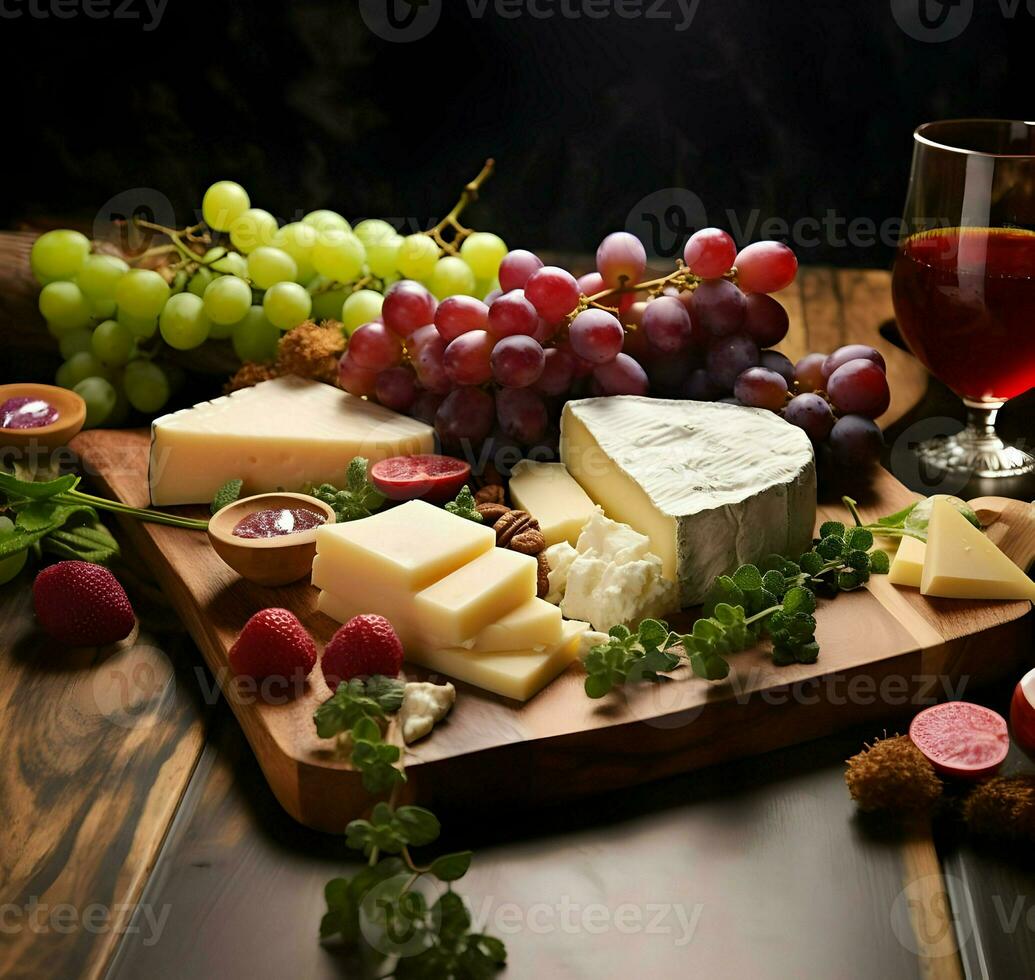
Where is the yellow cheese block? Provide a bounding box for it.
[508,460,598,546]
[921,498,1035,601]
[314,500,494,593]
[888,535,926,588]
[404,620,590,701]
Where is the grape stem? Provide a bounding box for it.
[424,158,496,255]
[576,264,740,319]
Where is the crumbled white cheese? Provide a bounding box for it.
[544,541,578,606]
[399,681,456,744]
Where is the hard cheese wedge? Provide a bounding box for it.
[404,620,590,701]
[508,460,598,546]
[888,535,927,588]
[921,498,1035,601]
[149,376,434,505]
[561,397,816,605]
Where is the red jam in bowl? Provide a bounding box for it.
[0,397,59,430]
[232,507,326,540]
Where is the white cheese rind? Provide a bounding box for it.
[148,376,435,505]
[560,397,816,605]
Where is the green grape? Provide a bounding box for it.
[354,219,397,249]
[263,281,312,330]
[31,228,91,284]
[105,372,131,426]
[188,266,217,297]
[91,319,135,366]
[160,292,212,350]
[118,309,158,339]
[0,516,27,585]
[39,281,93,331]
[460,232,508,279]
[342,289,384,334]
[229,208,278,253]
[310,284,350,324]
[476,277,500,301]
[248,246,297,290]
[312,228,366,283]
[273,222,318,282]
[73,376,117,428]
[366,232,403,279]
[90,298,117,320]
[123,359,171,413]
[203,275,252,325]
[303,210,351,234]
[430,254,477,298]
[206,249,248,278]
[202,180,250,232]
[59,328,94,360]
[77,253,129,301]
[115,268,170,318]
[397,234,440,280]
[231,305,281,362]
[57,352,109,389]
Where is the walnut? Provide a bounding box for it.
[494,510,546,555]
[536,553,551,599]
[476,502,511,524]
[475,484,506,506]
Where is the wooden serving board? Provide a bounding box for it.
[73,429,1035,833]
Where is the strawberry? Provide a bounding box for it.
[33,561,136,647]
[229,608,317,681]
[322,615,403,688]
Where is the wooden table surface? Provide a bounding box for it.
[2,266,1035,980]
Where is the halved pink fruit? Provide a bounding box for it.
[909,701,1010,781]
[1009,667,1035,763]
[370,454,471,505]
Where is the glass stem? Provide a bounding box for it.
[961,399,1006,449]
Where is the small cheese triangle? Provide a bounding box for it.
[921,498,1035,601]
[888,535,926,588]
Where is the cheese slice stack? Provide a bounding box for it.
[560,397,817,605]
[314,501,583,700]
[149,376,435,506]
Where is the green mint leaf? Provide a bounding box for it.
[394,805,441,847]
[313,679,386,739]
[817,535,844,560]
[761,569,787,597]
[320,876,359,942]
[702,575,745,618]
[352,739,405,794]
[876,503,917,528]
[428,851,473,882]
[870,549,891,575]
[798,551,824,576]
[732,564,763,592]
[838,570,863,591]
[210,478,243,515]
[819,520,846,539]
[845,549,871,571]
[434,891,472,940]
[689,650,731,681]
[467,934,507,967]
[0,471,78,501]
[846,527,874,551]
[609,623,632,641]
[364,674,406,714]
[352,716,381,744]
[444,485,483,523]
[782,586,817,616]
[637,618,669,649]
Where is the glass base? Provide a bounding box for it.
[915,401,1034,479]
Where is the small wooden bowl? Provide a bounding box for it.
[208,492,336,587]
[0,383,87,453]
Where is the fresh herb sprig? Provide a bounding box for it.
[843,493,981,544]
[210,478,243,515]
[314,678,506,976]
[444,486,482,523]
[582,521,891,699]
[307,457,385,523]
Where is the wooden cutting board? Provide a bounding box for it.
[72,429,1035,833]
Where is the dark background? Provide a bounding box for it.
[1,0,1031,267]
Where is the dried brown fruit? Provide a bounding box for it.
[275,320,345,385]
[494,510,546,556]
[476,502,511,524]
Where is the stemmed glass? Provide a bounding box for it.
[892,119,1035,478]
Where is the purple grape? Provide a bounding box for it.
[829,414,884,468]
[821,344,886,380]
[642,296,693,353]
[682,368,721,401]
[782,393,835,443]
[827,359,891,418]
[734,367,788,411]
[496,386,548,444]
[706,334,759,390]
[594,353,650,396]
[759,349,795,385]
[693,279,747,337]
[743,293,790,347]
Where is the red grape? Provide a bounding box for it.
[622,300,648,327]
[531,317,557,344]
[683,228,737,279]
[487,289,538,337]
[829,414,884,468]
[794,352,828,392]
[642,296,693,353]
[338,353,377,397]
[694,279,747,336]
[647,350,695,393]
[683,368,722,401]
[498,249,544,292]
[569,309,624,364]
[491,335,546,387]
[496,386,548,443]
[594,353,649,396]
[381,280,436,338]
[435,387,495,445]
[413,334,451,394]
[783,393,835,443]
[826,358,891,418]
[483,287,503,304]
[536,346,576,396]
[706,334,759,390]
[434,295,488,342]
[411,390,444,426]
[743,293,790,347]
[556,339,596,378]
[735,242,798,294]
[443,330,493,385]
[596,232,647,288]
[821,344,887,380]
[734,367,789,411]
[375,366,418,413]
[348,322,403,372]
[577,271,605,296]
[759,349,795,385]
[524,266,580,323]
[408,323,440,352]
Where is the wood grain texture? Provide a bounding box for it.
[71,428,1034,833]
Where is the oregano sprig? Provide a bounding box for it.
[306,457,385,523]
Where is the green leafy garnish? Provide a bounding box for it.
[444,485,482,523]
[306,457,385,522]
[210,478,243,515]
[843,493,981,544]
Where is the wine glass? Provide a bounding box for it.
[892,119,1035,478]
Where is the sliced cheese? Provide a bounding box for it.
[149,376,435,505]
[460,598,562,652]
[888,535,927,588]
[921,498,1035,601]
[508,460,598,546]
[560,397,816,605]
